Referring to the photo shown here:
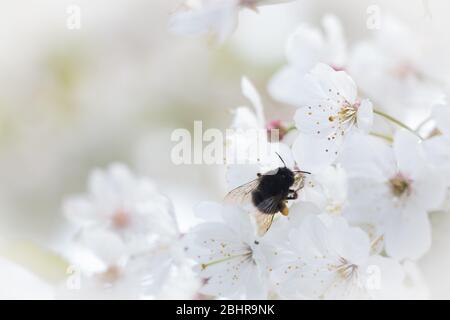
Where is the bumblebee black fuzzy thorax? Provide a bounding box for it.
[251,167,295,214]
[225,158,310,236]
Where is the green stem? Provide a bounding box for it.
[373,109,423,140]
[285,124,297,134]
[415,116,433,133]
[370,132,394,143]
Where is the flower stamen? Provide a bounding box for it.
[389,173,412,198]
[335,257,358,280]
[201,251,252,270]
[337,101,359,126]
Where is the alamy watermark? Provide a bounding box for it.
[66,5,81,30]
[66,265,82,290]
[171,121,280,165]
[366,5,381,30]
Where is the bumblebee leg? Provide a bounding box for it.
[280,201,289,216]
[286,191,298,200]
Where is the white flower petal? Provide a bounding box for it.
[361,255,405,299]
[384,209,431,260]
[311,63,357,104]
[340,133,395,181]
[190,203,270,299]
[0,258,54,300]
[241,77,266,127]
[80,229,127,265]
[168,1,238,42]
[411,166,446,211]
[268,66,309,106]
[294,103,337,139]
[325,216,370,265]
[292,133,341,173]
[356,99,373,133]
[285,24,325,68]
[231,107,260,130]
[432,103,450,136]
[393,129,424,176]
[63,196,99,226]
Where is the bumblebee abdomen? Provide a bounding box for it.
[251,189,264,207]
[251,189,281,214]
[250,167,296,214]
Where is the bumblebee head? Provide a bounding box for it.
[277,167,295,184]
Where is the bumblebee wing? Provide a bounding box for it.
[224,178,260,205]
[253,194,285,236]
[253,212,275,236]
[256,194,283,214]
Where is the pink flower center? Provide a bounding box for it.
[330,64,346,72]
[98,265,122,284]
[240,0,258,8]
[389,62,421,80]
[112,209,130,229]
[266,120,290,141]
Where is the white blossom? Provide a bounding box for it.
[291,63,373,173]
[63,163,179,246]
[340,130,446,260]
[187,202,284,299]
[226,77,297,189]
[62,164,197,299]
[269,14,347,106]
[169,0,295,43]
[304,165,348,216]
[348,16,446,126]
[270,214,405,299]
